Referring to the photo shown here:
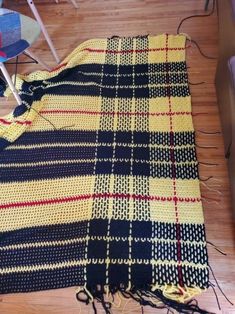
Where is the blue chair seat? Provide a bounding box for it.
[0,9,41,62]
[0,6,51,109]
[0,39,29,62]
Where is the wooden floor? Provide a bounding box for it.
[0,0,235,313]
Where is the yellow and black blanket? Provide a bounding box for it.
[0,34,209,313]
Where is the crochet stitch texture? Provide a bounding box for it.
[0,34,209,312]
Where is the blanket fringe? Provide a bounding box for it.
[75,284,212,314]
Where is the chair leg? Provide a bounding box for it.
[205,0,210,11]
[69,0,78,8]
[55,0,78,8]
[0,62,22,106]
[25,49,52,72]
[26,0,60,64]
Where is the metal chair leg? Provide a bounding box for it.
[69,0,78,8]
[205,0,210,11]
[26,0,60,64]
[25,49,52,71]
[0,62,22,105]
[55,0,78,8]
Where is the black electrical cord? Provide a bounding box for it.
[177,0,216,34]
[177,0,217,60]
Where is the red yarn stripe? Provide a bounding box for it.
[0,118,32,125]
[40,109,192,117]
[0,193,201,210]
[83,47,185,54]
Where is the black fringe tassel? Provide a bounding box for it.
[76,286,214,314]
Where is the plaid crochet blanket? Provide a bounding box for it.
[0,34,209,313]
